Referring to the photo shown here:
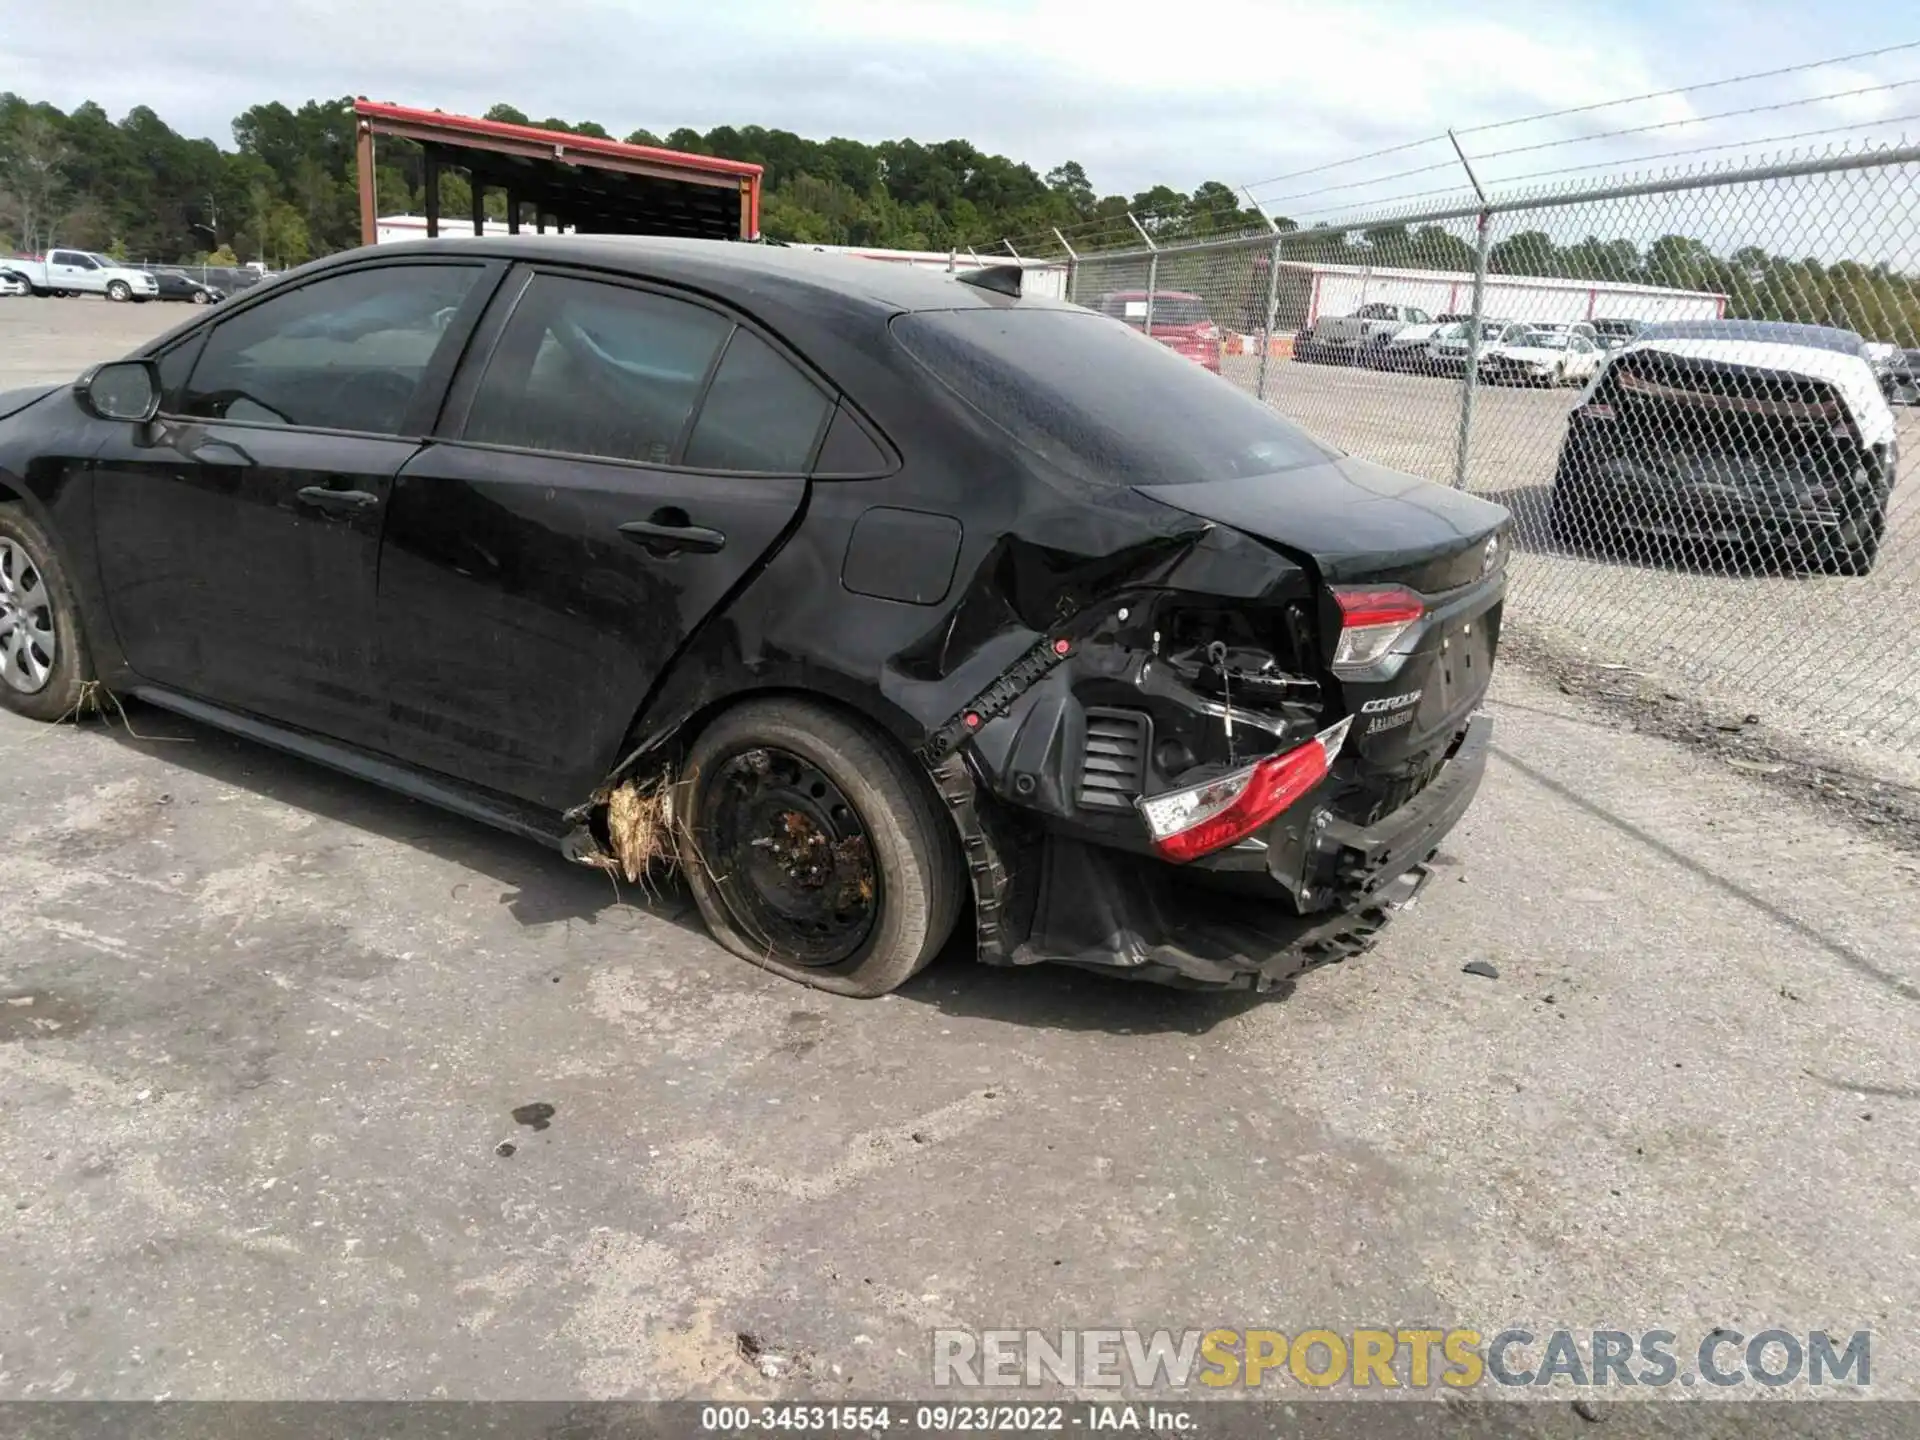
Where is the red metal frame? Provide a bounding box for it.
[353,100,763,246]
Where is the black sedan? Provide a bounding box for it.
[0,237,1509,995]
[146,269,224,304]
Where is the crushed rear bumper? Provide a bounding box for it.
[938,714,1491,991]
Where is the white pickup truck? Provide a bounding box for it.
[1298,301,1434,362]
[0,248,160,301]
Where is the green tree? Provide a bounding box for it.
[1643,234,1716,289]
[1488,229,1558,276]
[260,200,311,266]
[0,107,70,252]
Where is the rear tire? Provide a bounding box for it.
[1547,473,1598,552]
[1816,486,1889,576]
[681,698,965,996]
[0,506,94,722]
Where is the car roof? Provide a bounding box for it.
[1636,319,1867,355]
[355,235,1078,318]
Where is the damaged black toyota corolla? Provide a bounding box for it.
[0,237,1509,995]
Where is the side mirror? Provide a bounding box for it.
[75,360,161,423]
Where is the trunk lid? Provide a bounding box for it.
[1135,454,1509,591]
[1135,456,1510,768]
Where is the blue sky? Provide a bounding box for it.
[4,0,1916,210]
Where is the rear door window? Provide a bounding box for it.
[463,274,732,466]
[894,308,1336,486]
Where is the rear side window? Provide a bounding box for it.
[179,264,482,433]
[683,328,832,473]
[464,274,731,466]
[894,309,1337,486]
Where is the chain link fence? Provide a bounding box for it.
[1050,143,1920,775]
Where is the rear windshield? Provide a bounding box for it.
[893,309,1337,486]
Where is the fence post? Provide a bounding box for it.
[1453,209,1492,490]
[1255,233,1284,405]
[1127,212,1159,337]
[1051,227,1079,305]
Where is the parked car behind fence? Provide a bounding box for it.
[1090,289,1223,372]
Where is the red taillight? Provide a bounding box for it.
[1136,718,1353,863]
[1332,585,1425,674]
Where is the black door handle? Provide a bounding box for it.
[620,516,726,555]
[296,486,380,515]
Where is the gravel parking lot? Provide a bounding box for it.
[1227,356,1920,782]
[5,297,1920,1423]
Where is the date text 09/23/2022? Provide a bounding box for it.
[700,1404,1195,1432]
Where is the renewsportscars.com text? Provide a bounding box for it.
[932,1328,1871,1390]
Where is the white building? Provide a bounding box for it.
[375,215,564,243]
[1281,260,1725,329]
[374,218,1070,298]
[789,244,1071,300]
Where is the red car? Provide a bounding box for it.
[1093,290,1222,373]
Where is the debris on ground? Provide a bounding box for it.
[1501,632,1920,853]
[1462,960,1500,979]
[510,1103,556,1131]
[494,1141,517,1158]
[736,1330,798,1380]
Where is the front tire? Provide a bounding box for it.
[105,280,132,302]
[0,506,94,722]
[682,698,965,996]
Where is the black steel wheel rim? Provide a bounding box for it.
[700,746,879,967]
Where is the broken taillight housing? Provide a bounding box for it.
[1331,585,1425,674]
[1135,716,1353,863]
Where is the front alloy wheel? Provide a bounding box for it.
[0,536,57,693]
[0,509,92,722]
[106,280,131,302]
